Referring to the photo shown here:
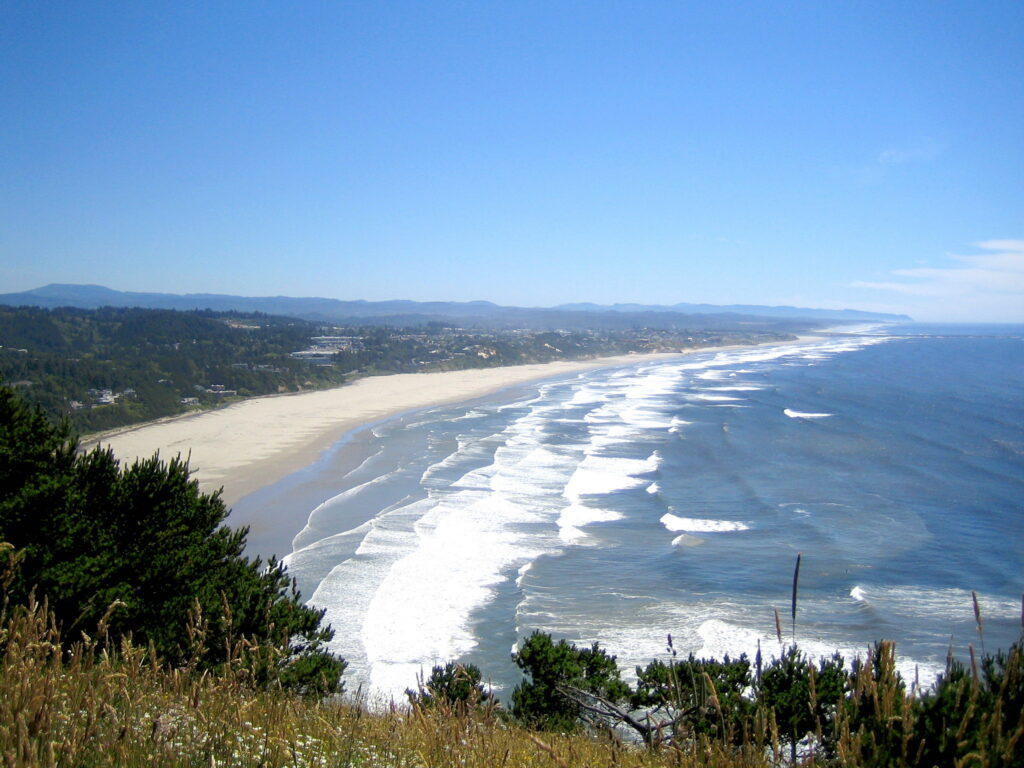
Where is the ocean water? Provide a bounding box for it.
[252,325,1024,700]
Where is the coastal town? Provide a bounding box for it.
[0,304,797,433]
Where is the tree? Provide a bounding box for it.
[837,641,915,766]
[757,645,847,762]
[633,650,755,746]
[510,631,632,733]
[909,640,1024,768]
[407,661,494,712]
[0,386,346,695]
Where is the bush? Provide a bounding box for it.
[511,631,631,733]
[0,386,346,695]
[407,661,494,712]
[633,647,755,745]
[756,644,846,761]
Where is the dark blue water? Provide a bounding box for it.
[266,325,1023,699]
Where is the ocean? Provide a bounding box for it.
[237,324,1024,701]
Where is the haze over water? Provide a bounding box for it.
[257,325,1024,700]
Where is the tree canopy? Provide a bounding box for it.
[511,630,632,732]
[0,386,346,696]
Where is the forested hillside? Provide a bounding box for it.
[0,305,792,433]
[0,306,348,431]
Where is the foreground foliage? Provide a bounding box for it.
[407,661,495,712]
[0,387,346,695]
[510,629,1024,766]
[4,579,1022,768]
[1,592,775,768]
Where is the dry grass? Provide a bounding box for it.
[0,592,775,768]
[3,541,1020,767]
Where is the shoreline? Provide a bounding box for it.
[87,351,686,508]
[89,337,818,533]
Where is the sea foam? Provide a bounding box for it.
[784,408,834,419]
[564,452,661,501]
[660,513,750,532]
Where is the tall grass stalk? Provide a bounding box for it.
[790,553,801,644]
[973,589,986,655]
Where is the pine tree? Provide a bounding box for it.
[0,386,346,695]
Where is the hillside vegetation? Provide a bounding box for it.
[3,543,1022,767]
[2,387,1021,766]
[0,387,346,697]
[0,305,792,433]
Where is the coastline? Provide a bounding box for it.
[89,337,820,556]
[87,352,685,508]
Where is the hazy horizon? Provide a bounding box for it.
[2,2,1022,322]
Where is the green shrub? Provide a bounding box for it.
[634,649,755,745]
[756,644,847,761]
[511,631,631,732]
[0,386,346,695]
[407,661,494,712]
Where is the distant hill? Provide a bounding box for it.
[0,284,502,318]
[0,284,910,327]
[556,301,911,322]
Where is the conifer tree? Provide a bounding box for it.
[0,386,346,696]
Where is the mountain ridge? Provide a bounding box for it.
[0,284,912,324]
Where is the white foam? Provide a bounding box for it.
[487,445,581,498]
[567,386,607,406]
[668,415,692,434]
[585,424,642,452]
[360,491,545,699]
[619,404,675,429]
[558,503,623,529]
[671,534,704,547]
[558,525,590,544]
[497,394,543,411]
[452,407,490,421]
[784,408,834,419]
[341,447,387,480]
[660,513,750,532]
[703,385,764,392]
[623,375,679,401]
[584,403,620,424]
[291,467,404,550]
[564,452,661,502]
[420,433,504,487]
[847,585,1021,622]
[285,519,373,565]
[310,499,435,692]
[691,393,742,402]
[647,482,660,494]
[556,503,623,544]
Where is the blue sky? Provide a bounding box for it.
[2,1,1022,321]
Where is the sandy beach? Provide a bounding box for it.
[87,352,687,509]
